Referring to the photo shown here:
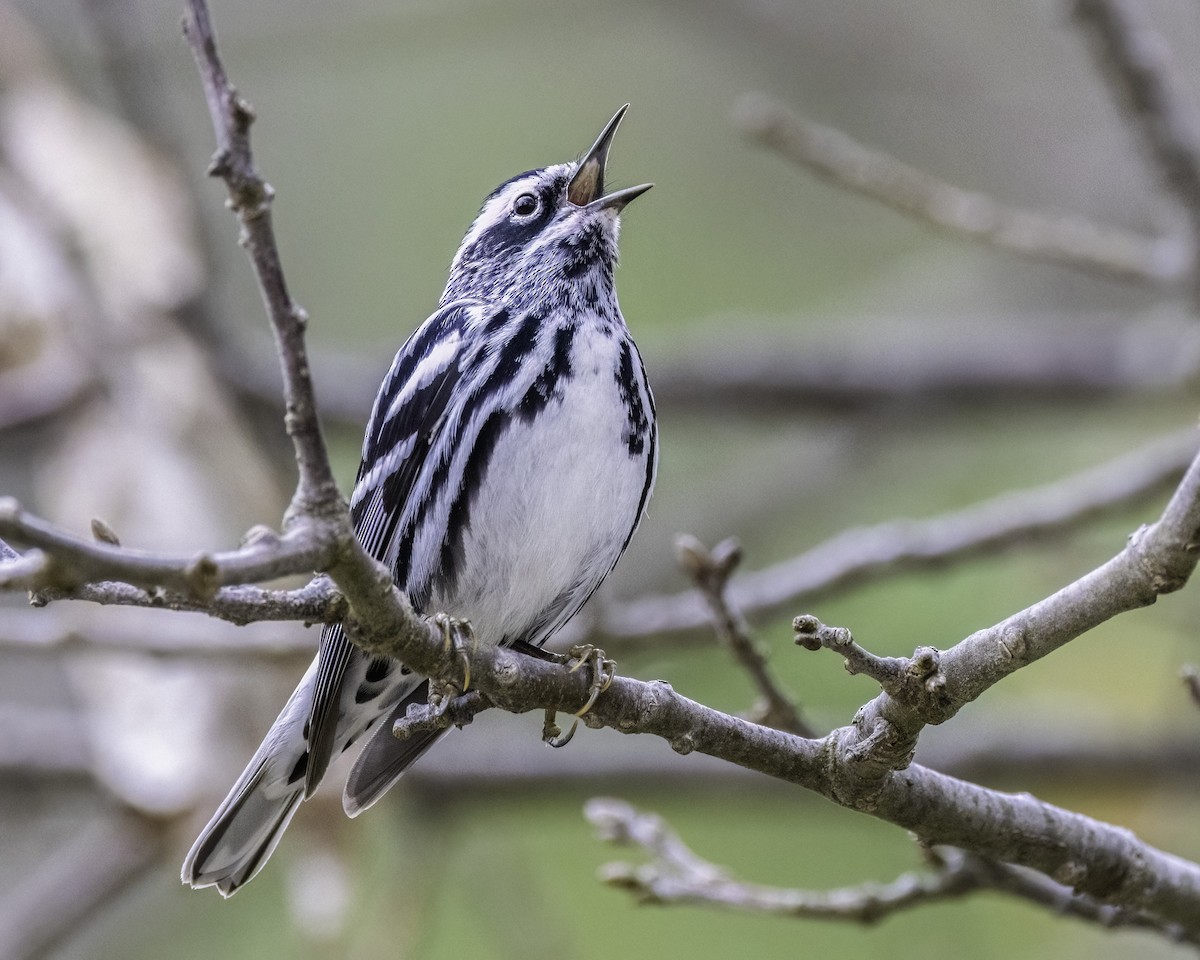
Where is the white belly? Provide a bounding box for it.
[429,334,650,646]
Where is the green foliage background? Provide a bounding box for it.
[14,0,1200,956]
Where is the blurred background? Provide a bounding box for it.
[1,0,1199,957]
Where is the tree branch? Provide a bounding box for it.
[3,1,1196,942]
[0,499,327,597]
[735,92,1186,286]
[586,799,1196,943]
[34,575,343,628]
[323,596,1200,938]
[792,615,919,692]
[823,442,1200,803]
[181,0,340,521]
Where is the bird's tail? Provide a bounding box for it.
[182,665,315,897]
[342,680,445,817]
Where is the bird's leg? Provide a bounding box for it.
[531,643,616,749]
[433,612,474,693]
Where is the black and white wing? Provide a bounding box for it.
[302,299,485,794]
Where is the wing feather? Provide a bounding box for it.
[303,300,484,795]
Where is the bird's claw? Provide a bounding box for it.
[566,644,616,717]
[542,709,578,748]
[540,644,615,748]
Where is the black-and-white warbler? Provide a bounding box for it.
[183,106,657,895]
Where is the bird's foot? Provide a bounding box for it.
[433,612,474,691]
[566,644,616,716]
[541,644,616,749]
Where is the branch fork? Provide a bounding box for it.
[793,615,948,717]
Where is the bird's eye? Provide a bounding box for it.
[512,193,540,218]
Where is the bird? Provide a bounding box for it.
[182,105,658,896]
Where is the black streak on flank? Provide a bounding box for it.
[391,312,538,600]
[624,348,657,555]
[440,408,511,591]
[519,324,575,421]
[615,340,648,456]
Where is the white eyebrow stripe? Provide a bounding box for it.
[457,179,537,253]
[453,163,576,260]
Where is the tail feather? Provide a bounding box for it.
[343,681,445,818]
[181,756,304,897]
[184,658,438,893]
[182,661,316,897]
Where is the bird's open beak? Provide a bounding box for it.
[567,104,653,211]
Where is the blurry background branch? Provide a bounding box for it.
[226,310,1200,427]
[601,426,1195,646]
[586,798,1198,944]
[0,809,170,960]
[2,423,1189,654]
[734,91,1185,287]
[1072,0,1200,276]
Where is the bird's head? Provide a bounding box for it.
[442,105,651,309]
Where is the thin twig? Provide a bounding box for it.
[585,799,1195,943]
[792,615,910,690]
[676,535,814,736]
[0,499,326,597]
[182,0,340,521]
[33,575,343,627]
[1073,0,1200,268]
[735,92,1185,286]
[391,689,493,740]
